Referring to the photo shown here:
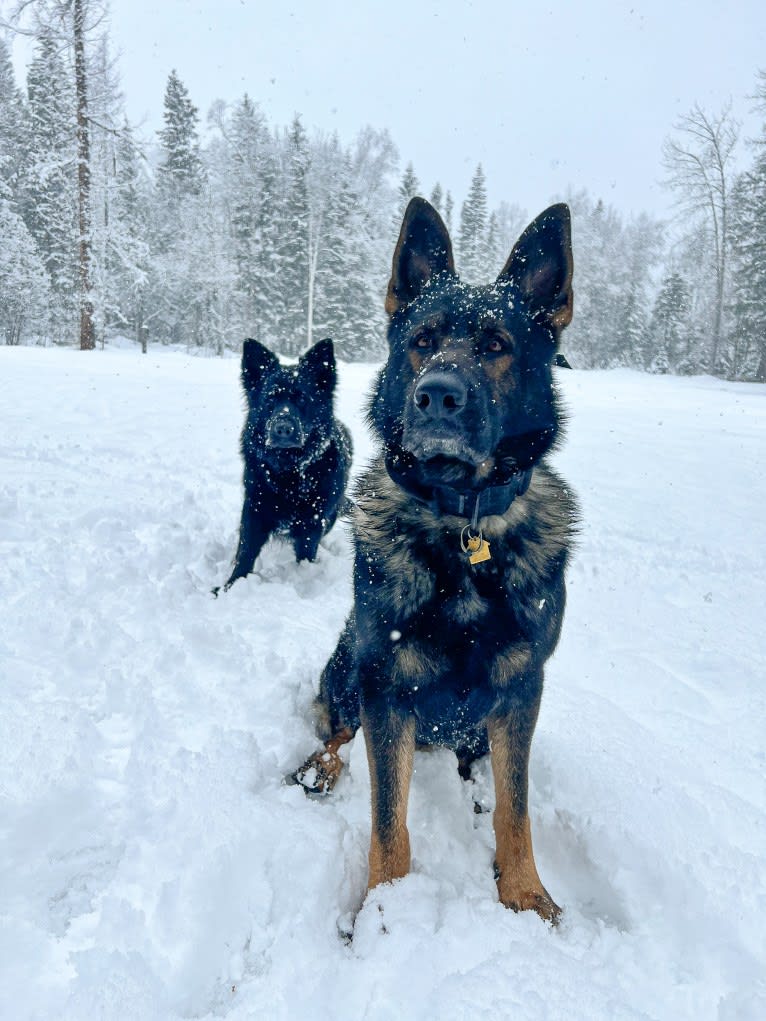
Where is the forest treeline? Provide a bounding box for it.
[0,3,764,379]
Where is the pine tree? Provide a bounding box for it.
[444,190,454,233]
[648,272,693,373]
[728,160,766,380]
[563,193,624,368]
[22,34,78,339]
[157,70,204,201]
[726,73,766,381]
[314,155,379,359]
[458,164,488,282]
[106,120,151,341]
[492,202,528,262]
[251,136,281,344]
[394,162,420,225]
[430,182,443,214]
[0,37,26,193]
[0,183,51,344]
[614,212,664,368]
[275,114,311,354]
[152,71,215,347]
[483,210,501,279]
[226,94,275,342]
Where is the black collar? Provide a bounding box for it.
[385,451,532,521]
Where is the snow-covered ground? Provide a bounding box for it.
[1,345,764,1021]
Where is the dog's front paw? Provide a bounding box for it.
[497,875,562,924]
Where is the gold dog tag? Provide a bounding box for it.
[461,528,492,565]
[468,538,491,564]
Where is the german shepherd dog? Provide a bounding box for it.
[293,198,577,923]
[216,338,352,592]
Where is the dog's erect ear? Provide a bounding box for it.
[242,338,278,391]
[498,204,573,331]
[386,197,456,316]
[298,337,336,392]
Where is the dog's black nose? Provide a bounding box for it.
[413,372,467,421]
[271,417,296,439]
[266,410,304,448]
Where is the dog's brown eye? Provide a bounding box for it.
[484,338,505,354]
[413,335,432,350]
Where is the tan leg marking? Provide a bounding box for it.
[363,711,416,891]
[488,717,561,923]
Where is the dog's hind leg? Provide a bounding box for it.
[488,684,561,923]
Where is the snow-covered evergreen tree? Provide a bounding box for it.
[274,114,311,355]
[726,74,766,381]
[103,120,152,341]
[157,70,204,201]
[394,161,420,226]
[648,272,693,373]
[0,183,51,344]
[0,37,27,194]
[614,212,664,368]
[491,201,527,263]
[562,192,664,369]
[223,94,276,343]
[152,70,219,347]
[313,153,380,359]
[21,34,78,339]
[458,164,488,282]
[444,190,454,233]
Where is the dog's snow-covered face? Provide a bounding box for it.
[368,198,574,492]
[241,338,337,465]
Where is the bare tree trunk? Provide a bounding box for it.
[709,144,729,371]
[306,210,322,351]
[306,242,317,350]
[73,0,95,350]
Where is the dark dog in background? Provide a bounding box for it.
[216,338,352,592]
[293,198,578,923]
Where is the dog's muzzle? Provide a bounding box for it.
[405,370,488,465]
[266,410,305,449]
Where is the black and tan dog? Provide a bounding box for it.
[216,338,352,592]
[294,198,577,922]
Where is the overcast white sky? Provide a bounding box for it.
[8,0,766,218]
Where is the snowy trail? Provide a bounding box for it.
[1,347,764,1020]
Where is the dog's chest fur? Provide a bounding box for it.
[353,458,577,694]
